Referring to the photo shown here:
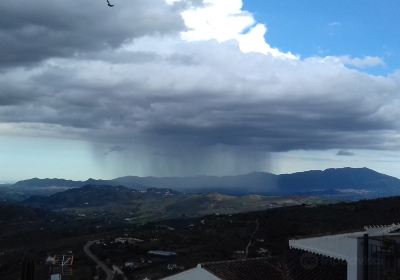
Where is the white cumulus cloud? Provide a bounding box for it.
[177,0,297,59]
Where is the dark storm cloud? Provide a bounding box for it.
[0,0,185,67]
[2,46,399,154]
[0,4,400,160]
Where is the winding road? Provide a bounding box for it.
[84,240,114,280]
[245,219,260,258]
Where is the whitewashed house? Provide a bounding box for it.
[289,223,400,280]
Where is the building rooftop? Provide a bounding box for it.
[289,223,400,261]
[200,258,283,280]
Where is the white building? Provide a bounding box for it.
[289,223,400,280]
[162,264,220,280]
[162,258,282,280]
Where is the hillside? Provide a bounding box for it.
[3,192,400,279]
[22,185,311,222]
[277,167,400,195]
[24,185,179,209]
[0,203,46,222]
[112,172,278,194]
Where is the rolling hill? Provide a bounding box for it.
[22,185,310,222]
[23,185,179,209]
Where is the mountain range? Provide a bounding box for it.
[11,167,400,197]
[6,167,398,222]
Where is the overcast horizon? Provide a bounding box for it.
[1,0,400,181]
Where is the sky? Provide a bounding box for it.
[243,0,400,74]
[1,0,400,181]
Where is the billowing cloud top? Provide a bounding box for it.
[178,0,296,58]
[1,0,400,175]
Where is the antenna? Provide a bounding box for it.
[49,254,74,279]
